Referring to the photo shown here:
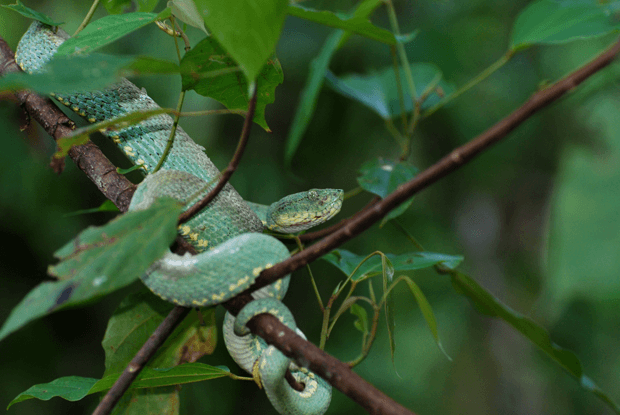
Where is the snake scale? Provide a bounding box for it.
[16,21,342,415]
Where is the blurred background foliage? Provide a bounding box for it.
[1,0,620,414]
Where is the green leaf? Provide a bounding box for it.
[322,249,463,281]
[104,0,159,14]
[1,0,63,26]
[450,271,620,413]
[64,200,120,217]
[57,13,157,56]
[325,63,455,119]
[194,0,288,82]
[180,36,283,131]
[7,363,233,409]
[0,198,182,342]
[511,0,620,50]
[357,158,419,223]
[126,57,181,75]
[350,303,369,334]
[381,255,396,363]
[102,289,216,376]
[284,0,383,165]
[399,276,450,360]
[287,5,395,45]
[0,53,133,94]
[169,0,208,34]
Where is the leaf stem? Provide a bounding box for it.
[73,0,101,36]
[152,90,186,173]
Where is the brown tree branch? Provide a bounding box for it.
[0,38,136,211]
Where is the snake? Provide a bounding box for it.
[16,20,341,415]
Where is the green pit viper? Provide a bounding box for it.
[16,21,342,415]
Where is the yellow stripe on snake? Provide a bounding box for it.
[16,21,342,415]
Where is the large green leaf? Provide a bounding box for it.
[180,36,283,131]
[284,0,383,165]
[325,63,455,119]
[57,13,157,56]
[450,271,620,413]
[0,198,181,342]
[168,0,208,34]
[7,363,233,409]
[102,289,216,376]
[322,249,463,281]
[357,158,418,223]
[194,0,288,82]
[511,0,620,50]
[286,5,395,45]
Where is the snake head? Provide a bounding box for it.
[266,189,343,233]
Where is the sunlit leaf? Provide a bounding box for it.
[169,0,208,34]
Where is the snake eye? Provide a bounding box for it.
[308,190,319,200]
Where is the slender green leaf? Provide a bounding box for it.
[450,270,620,414]
[194,0,288,82]
[180,36,283,131]
[63,200,120,217]
[325,63,455,119]
[57,13,157,56]
[1,0,63,26]
[0,198,182,342]
[284,0,383,165]
[287,5,395,45]
[102,289,216,376]
[350,303,369,334]
[0,54,133,94]
[7,363,232,409]
[511,0,620,50]
[323,249,463,281]
[357,158,418,223]
[381,255,396,363]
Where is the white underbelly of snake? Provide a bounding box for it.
[16,21,344,415]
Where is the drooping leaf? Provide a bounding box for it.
[102,289,217,376]
[0,54,133,94]
[0,198,181,342]
[357,158,418,223]
[194,0,288,82]
[7,363,233,409]
[57,13,157,56]
[511,0,620,51]
[284,0,383,165]
[1,0,63,25]
[325,63,455,119]
[350,303,369,334]
[322,249,463,281]
[450,270,620,413]
[286,5,395,45]
[180,36,283,131]
[104,0,159,14]
[169,0,208,34]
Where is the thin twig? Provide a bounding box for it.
[178,89,257,224]
[73,0,101,36]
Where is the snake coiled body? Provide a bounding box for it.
[16,21,340,415]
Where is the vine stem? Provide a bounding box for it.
[73,0,101,37]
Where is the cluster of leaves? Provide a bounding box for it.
[1,0,620,414]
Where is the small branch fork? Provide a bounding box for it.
[3,30,620,415]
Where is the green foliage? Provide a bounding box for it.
[511,0,620,50]
[0,198,181,342]
[180,36,283,131]
[193,0,288,82]
[57,13,157,56]
[326,63,455,119]
[357,158,419,223]
[287,5,396,45]
[104,0,159,15]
